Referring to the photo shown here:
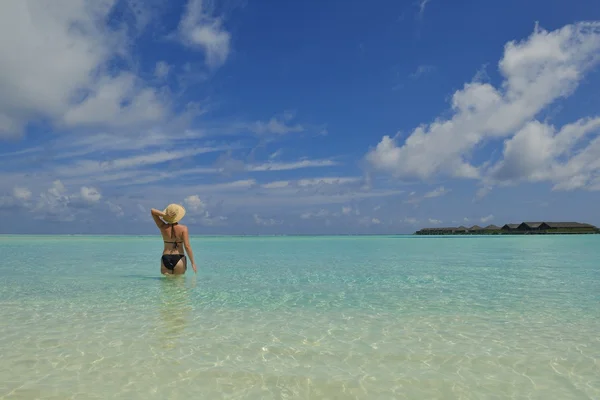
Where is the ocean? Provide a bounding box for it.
[1,235,599,399]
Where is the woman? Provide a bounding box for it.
[151,204,198,275]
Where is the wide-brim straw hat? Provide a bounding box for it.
[162,204,186,223]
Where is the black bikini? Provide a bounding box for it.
[162,223,186,272]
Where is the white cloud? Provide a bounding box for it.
[418,0,431,17]
[8,180,108,221]
[179,0,231,69]
[0,0,169,138]
[184,195,205,212]
[410,64,435,79]
[33,180,71,219]
[423,186,450,198]
[107,201,124,217]
[80,186,102,203]
[366,22,600,189]
[246,159,338,172]
[193,211,228,226]
[247,117,304,135]
[296,177,360,187]
[253,213,282,226]
[428,218,442,225]
[62,72,166,128]
[341,205,352,215]
[487,118,600,190]
[54,146,226,177]
[13,187,31,201]
[134,176,403,211]
[155,61,171,78]
[358,216,382,226]
[269,149,283,160]
[480,214,494,223]
[51,129,209,159]
[300,209,330,219]
[260,176,359,190]
[475,185,493,200]
[261,180,290,189]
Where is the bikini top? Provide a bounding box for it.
[164,223,183,249]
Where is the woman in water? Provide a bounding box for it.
[151,204,198,275]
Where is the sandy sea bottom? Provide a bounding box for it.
[0,235,599,399]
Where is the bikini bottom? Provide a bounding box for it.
[161,254,186,271]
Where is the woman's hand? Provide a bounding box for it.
[192,263,198,274]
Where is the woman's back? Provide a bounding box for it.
[161,223,186,254]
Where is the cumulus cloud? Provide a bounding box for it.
[13,187,31,201]
[366,22,600,191]
[184,194,205,212]
[0,0,169,138]
[179,0,231,69]
[80,186,102,203]
[488,118,600,190]
[4,180,108,221]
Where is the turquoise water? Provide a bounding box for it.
[1,235,599,399]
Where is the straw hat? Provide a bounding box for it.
[162,204,186,224]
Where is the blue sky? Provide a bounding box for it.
[1,0,600,234]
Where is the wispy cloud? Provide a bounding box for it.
[245,159,338,172]
[404,185,450,204]
[178,0,231,69]
[248,117,304,135]
[410,64,435,79]
[417,0,431,18]
[154,61,171,78]
[480,214,494,223]
[53,147,229,177]
[423,186,450,198]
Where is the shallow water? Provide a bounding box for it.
[1,235,599,399]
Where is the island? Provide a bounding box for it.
[415,222,600,235]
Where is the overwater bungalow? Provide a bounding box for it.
[415,221,599,235]
[484,224,500,231]
[501,224,520,231]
